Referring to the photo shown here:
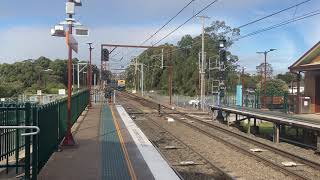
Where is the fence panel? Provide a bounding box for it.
[0,89,89,179]
[37,103,59,170]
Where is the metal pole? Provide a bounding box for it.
[94,73,96,103]
[169,66,172,105]
[264,52,267,108]
[94,73,96,89]
[141,64,144,97]
[77,63,80,89]
[72,64,75,89]
[134,58,138,93]
[63,6,75,145]
[199,16,208,110]
[87,43,93,107]
[242,67,245,111]
[161,48,164,69]
[198,52,201,95]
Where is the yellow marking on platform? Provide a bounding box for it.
[111,106,137,180]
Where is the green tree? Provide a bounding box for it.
[276,72,294,84]
[256,79,288,95]
[126,20,240,96]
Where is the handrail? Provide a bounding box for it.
[0,126,40,136]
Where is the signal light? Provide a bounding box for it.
[101,49,109,62]
[220,50,227,62]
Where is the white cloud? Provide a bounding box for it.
[0,24,200,66]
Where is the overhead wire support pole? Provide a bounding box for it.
[141,64,144,97]
[161,48,164,69]
[168,52,173,105]
[257,49,276,108]
[199,15,210,110]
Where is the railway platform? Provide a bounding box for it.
[38,102,180,180]
[210,105,320,151]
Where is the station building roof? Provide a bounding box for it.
[289,41,320,72]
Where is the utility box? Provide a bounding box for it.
[66,2,75,14]
[299,96,311,114]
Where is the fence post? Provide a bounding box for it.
[24,103,31,180]
[283,93,288,113]
[32,107,38,180]
[15,105,20,174]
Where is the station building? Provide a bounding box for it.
[289,41,320,114]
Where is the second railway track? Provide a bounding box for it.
[119,92,320,180]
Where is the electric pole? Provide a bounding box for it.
[199,16,209,110]
[257,49,276,108]
[168,52,173,105]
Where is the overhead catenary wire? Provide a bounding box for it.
[123,0,196,61]
[152,0,310,47]
[140,0,196,45]
[149,2,315,57]
[234,9,320,41]
[229,0,311,33]
[152,0,219,46]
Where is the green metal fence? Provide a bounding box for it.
[218,91,294,113]
[0,89,89,180]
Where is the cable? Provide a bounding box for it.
[123,0,196,61]
[148,3,315,57]
[153,0,219,46]
[234,10,320,41]
[231,0,311,32]
[125,0,313,61]
[140,0,196,45]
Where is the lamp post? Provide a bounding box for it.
[87,42,93,107]
[51,0,87,146]
[257,49,276,108]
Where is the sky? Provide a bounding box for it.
[0,0,319,74]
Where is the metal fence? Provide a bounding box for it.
[0,89,89,180]
[144,91,294,113]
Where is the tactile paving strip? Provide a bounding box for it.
[101,105,131,180]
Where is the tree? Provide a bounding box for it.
[256,79,288,95]
[125,20,240,96]
[101,70,112,82]
[0,56,95,97]
[276,72,294,85]
[256,62,273,80]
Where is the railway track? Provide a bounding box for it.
[121,98,236,180]
[119,92,320,180]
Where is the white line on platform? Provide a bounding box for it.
[116,105,180,180]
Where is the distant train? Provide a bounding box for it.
[117,80,126,91]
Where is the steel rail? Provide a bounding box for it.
[122,92,319,179]
[120,97,236,180]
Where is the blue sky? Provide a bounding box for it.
[0,0,319,74]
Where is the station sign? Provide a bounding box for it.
[66,31,78,53]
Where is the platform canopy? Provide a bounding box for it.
[289,41,320,72]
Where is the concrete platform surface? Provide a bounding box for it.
[37,102,181,180]
[115,105,180,180]
[38,104,101,180]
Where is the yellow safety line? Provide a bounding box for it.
[110,105,137,180]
